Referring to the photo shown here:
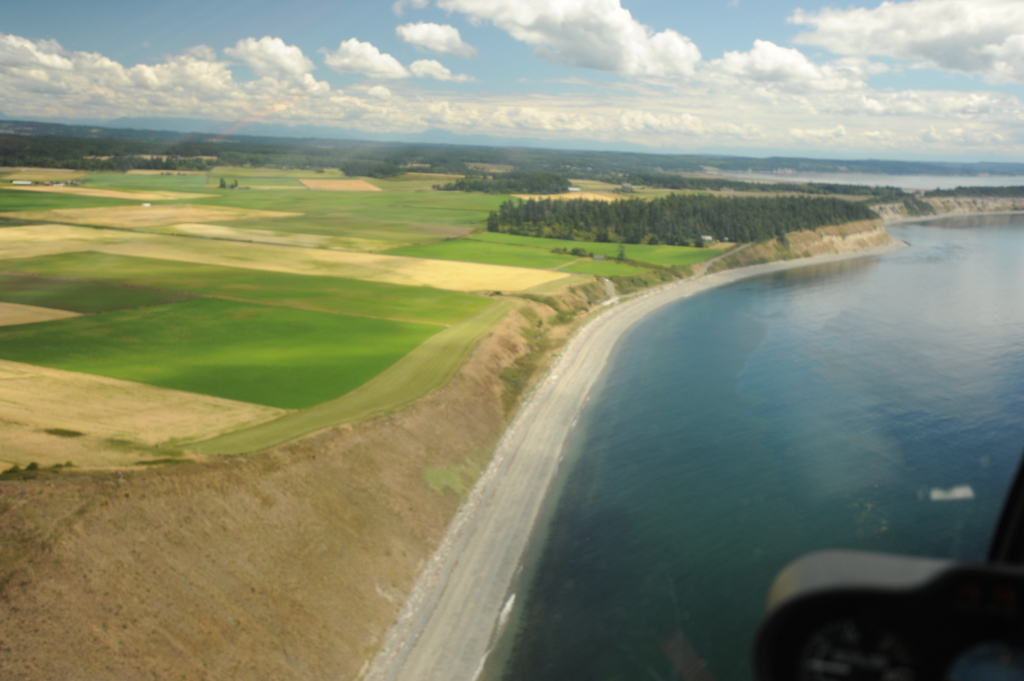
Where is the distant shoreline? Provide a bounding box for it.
[364,236,907,681]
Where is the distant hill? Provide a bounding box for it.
[2,118,1024,177]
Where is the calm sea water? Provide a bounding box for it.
[717,171,1024,191]
[495,215,1024,681]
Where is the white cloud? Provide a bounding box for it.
[4,32,1024,158]
[789,124,848,142]
[410,59,474,82]
[397,22,478,58]
[393,0,429,15]
[321,39,410,79]
[709,40,868,93]
[225,36,314,80]
[0,34,73,70]
[435,0,701,76]
[790,0,1024,83]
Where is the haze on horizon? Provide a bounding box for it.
[2,0,1023,162]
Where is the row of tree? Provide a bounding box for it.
[486,195,877,244]
[438,171,570,194]
[608,172,909,201]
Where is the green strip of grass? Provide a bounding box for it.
[0,188,136,211]
[0,252,490,326]
[82,173,210,192]
[192,299,515,454]
[385,238,576,269]
[559,260,648,275]
[0,273,190,312]
[467,232,721,268]
[0,297,440,409]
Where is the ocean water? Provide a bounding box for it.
[716,171,1024,191]
[496,215,1024,681]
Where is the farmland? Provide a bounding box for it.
[0,164,734,467]
[0,297,441,409]
[0,252,490,325]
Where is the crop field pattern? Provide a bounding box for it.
[0,169,620,461]
[0,297,440,410]
[0,252,490,325]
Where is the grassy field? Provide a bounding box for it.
[0,224,568,291]
[0,188,136,211]
[0,252,490,325]
[84,173,211,192]
[385,238,577,269]
[0,297,442,409]
[193,299,518,454]
[467,232,723,267]
[0,171,595,463]
[0,272,190,313]
[560,260,648,275]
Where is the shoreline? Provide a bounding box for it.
[362,237,907,681]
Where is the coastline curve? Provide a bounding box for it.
[362,239,906,681]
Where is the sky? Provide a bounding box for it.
[2,0,1024,160]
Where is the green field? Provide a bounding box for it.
[385,238,576,269]
[560,260,648,275]
[0,188,136,211]
[193,299,518,453]
[0,297,440,409]
[206,176,305,187]
[83,173,211,192]
[467,232,722,267]
[0,273,190,312]
[0,252,491,326]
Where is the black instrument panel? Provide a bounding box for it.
[755,551,1024,681]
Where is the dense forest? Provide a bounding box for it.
[437,171,569,194]
[486,195,877,245]
[610,172,909,202]
[4,119,1024,178]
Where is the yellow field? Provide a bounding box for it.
[0,204,299,229]
[0,168,87,182]
[514,192,620,202]
[6,184,213,201]
[126,169,207,176]
[0,359,286,468]
[0,302,81,326]
[162,222,332,248]
[299,179,382,191]
[0,224,569,292]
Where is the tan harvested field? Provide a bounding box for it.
[164,222,332,248]
[0,203,300,229]
[6,184,213,201]
[0,359,285,466]
[0,168,86,182]
[0,224,570,291]
[514,191,619,202]
[300,179,382,191]
[126,169,207,175]
[0,302,81,326]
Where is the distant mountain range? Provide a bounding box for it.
[3,117,1024,177]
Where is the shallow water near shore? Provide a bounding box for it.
[495,215,1024,681]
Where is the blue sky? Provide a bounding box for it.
[3,0,1023,160]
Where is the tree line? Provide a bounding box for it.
[608,172,909,201]
[486,194,877,245]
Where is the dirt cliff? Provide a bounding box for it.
[0,286,600,681]
[873,196,1024,221]
[709,219,893,271]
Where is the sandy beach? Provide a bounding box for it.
[363,239,906,681]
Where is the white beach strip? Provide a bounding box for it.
[363,239,906,681]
